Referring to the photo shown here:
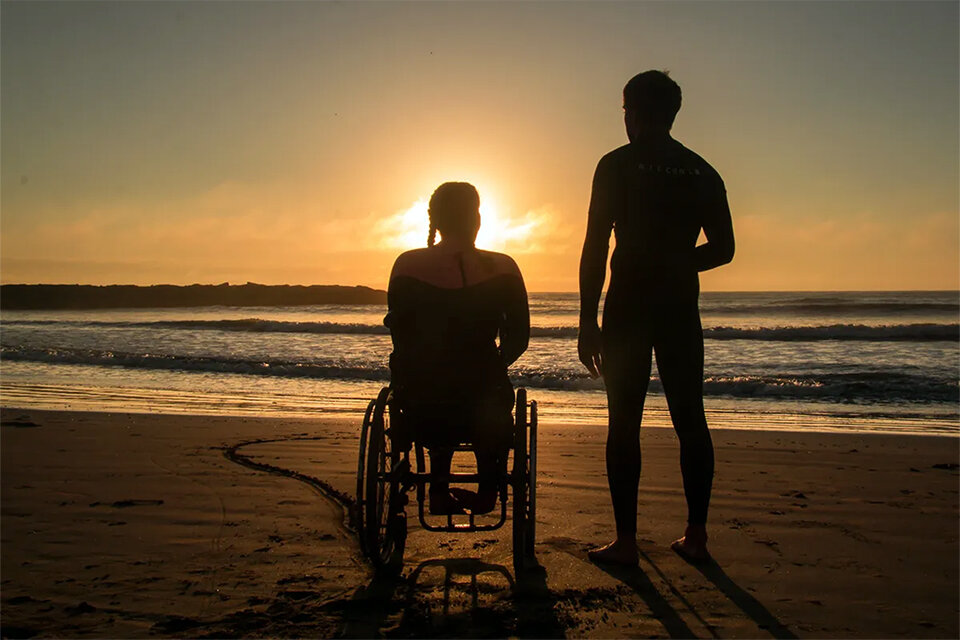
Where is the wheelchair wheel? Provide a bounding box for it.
[357,387,406,571]
[512,388,536,575]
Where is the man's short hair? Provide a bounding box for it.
[623,70,682,130]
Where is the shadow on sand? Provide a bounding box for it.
[675,553,798,639]
[594,547,797,639]
[557,536,796,639]
[342,557,564,638]
[591,557,699,639]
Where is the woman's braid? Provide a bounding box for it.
[427,215,437,247]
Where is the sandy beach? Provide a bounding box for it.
[1,407,957,638]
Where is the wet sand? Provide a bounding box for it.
[1,407,957,638]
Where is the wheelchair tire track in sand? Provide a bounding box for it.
[223,436,357,533]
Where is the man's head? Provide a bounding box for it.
[623,70,681,141]
[427,182,481,247]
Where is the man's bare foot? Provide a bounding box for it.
[429,491,465,515]
[588,539,639,566]
[671,524,711,564]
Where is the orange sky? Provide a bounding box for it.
[2,2,957,291]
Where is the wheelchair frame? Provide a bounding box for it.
[356,386,537,575]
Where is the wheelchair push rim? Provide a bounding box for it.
[355,396,377,558]
[357,387,406,570]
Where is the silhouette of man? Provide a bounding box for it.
[578,70,735,565]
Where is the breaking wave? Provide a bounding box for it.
[4,319,957,341]
[702,300,959,315]
[3,345,956,403]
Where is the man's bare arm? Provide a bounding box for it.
[578,157,615,377]
[695,179,735,272]
[579,227,610,326]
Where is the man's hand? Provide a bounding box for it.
[578,321,603,378]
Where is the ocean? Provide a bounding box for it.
[1,291,957,436]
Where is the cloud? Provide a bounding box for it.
[367,199,573,255]
[4,177,955,291]
[1,178,578,286]
[700,211,959,291]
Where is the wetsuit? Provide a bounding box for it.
[580,135,734,531]
[385,247,529,454]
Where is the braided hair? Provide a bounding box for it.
[427,182,480,247]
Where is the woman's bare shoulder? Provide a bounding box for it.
[476,249,522,277]
[390,248,434,278]
[391,248,466,288]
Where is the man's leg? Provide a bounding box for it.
[654,307,714,561]
[589,327,652,565]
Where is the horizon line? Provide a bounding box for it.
[1,282,957,295]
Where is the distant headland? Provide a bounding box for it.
[0,283,387,309]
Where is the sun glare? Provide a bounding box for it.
[374,190,541,253]
[476,196,514,250]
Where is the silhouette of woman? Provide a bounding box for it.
[384,182,530,515]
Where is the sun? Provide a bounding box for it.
[374,189,540,253]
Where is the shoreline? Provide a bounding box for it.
[2,407,958,637]
[3,394,958,438]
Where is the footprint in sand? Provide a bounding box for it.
[1,416,39,428]
[88,499,164,508]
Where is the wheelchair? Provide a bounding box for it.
[356,386,537,575]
